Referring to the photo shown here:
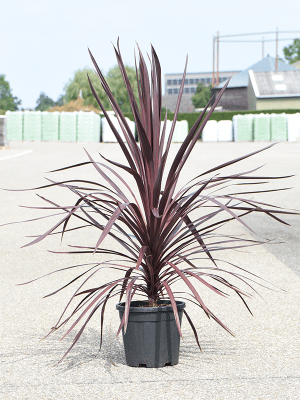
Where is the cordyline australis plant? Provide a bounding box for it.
[13,43,296,362]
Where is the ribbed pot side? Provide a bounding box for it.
[116,300,186,368]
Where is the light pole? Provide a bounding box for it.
[216,31,220,86]
[212,35,215,87]
[276,27,279,71]
[211,30,300,84]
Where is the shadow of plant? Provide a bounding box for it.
[29,325,127,374]
[1,324,238,377]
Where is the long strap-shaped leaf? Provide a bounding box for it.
[93,203,130,253]
[167,262,209,314]
[183,308,201,350]
[161,280,183,338]
[87,74,138,173]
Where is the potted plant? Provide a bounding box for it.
[12,42,297,368]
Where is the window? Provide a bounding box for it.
[195,79,199,83]
[272,75,283,81]
[184,88,190,93]
[168,89,173,94]
[173,88,179,94]
[205,78,210,84]
[190,79,194,84]
[172,79,177,85]
[167,80,171,85]
[185,79,188,84]
[191,87,195,93]
[275,84,287,91]
[178,79,182,84]
[200,78,205,83]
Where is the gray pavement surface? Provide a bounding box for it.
[0,141,300,400]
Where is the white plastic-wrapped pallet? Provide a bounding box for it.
[124,117,135,141]
[202,120,218,141]
[102,115,125,142]
[6,111,23,141]
[77,111,100,142]
[233,114,254,142]
[23,111,42,141]
[0,116,9,147]
[254,114,271,141]
[287,113,300,142]
[172,120,188,142]
[270,113,287,141]
[217,120,232,141]
[116,117,134,142]
[232,115,238,142]
[60,112,77,142]
[41,111,59,141]
[160,120,172,147]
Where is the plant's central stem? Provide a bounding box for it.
[148,298,158,307]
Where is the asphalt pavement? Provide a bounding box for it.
[1,140,299,400]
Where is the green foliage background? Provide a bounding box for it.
[0,75,21,111]
[283,39,300,64]
[65,68,110,110]
[106,65,139,113]
[191,83,212,108]
[35,92,64,111]
[64,65,139,113]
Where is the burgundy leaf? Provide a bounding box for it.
[183,309,201,351]
[136,246,147,270]
[10,42,298,362]
[161,280,183,338]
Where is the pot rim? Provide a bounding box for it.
[116,299,186,313]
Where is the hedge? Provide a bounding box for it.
[123,109,300,132]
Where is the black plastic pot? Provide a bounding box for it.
[116,300,185,368]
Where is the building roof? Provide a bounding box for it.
[215,55,298,89]
[165,70,240,76]
[249,70,300,98]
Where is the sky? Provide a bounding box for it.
[1,0,300,109]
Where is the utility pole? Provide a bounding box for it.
[275,27,278,71]
[211,29,300,86]
[212,35,215,87]
[216,31,219,86]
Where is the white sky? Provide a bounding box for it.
[1,0,300,109]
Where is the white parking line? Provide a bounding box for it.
[0,149,33,161]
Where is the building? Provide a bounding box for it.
[212,56,298,111]
[162,70,240,113]
[248,70,300,110]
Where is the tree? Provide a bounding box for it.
[64,65,139,113]
[35,92,56,111]
[191,83,212,109]
[35,92,65,111]
[55,94,65,107]
[64,68,110,110]
[283,39,300,64]
[106,65,139,113]
[0,75,21,111]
